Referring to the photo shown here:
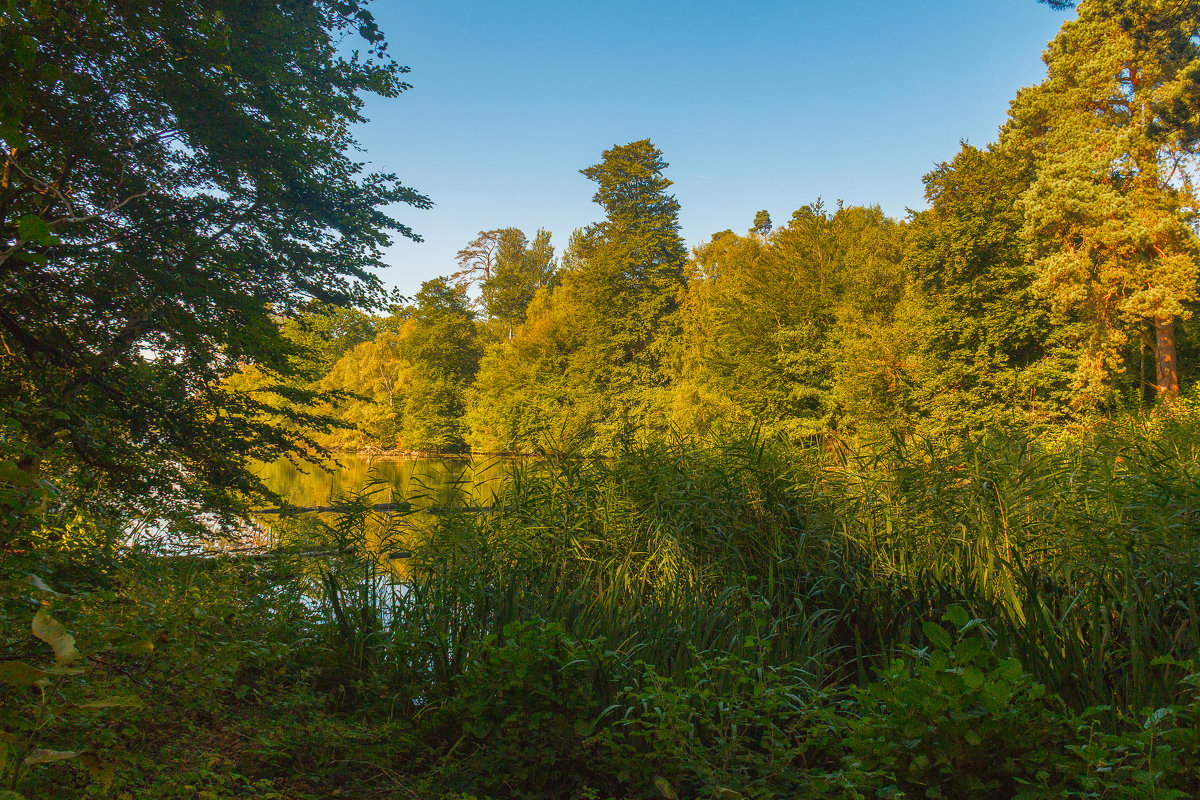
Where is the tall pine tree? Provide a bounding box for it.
[1007,0,1200,405]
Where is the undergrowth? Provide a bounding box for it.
[3,413,1200,798]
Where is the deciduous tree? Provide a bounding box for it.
[905,143,1077,432]
[0,0,428,519]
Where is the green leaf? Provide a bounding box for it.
[75,694,142,711]
[80,752,115,791]
[31,609,80,665]
[953,637,986,663]
[23,749,80,766]
[943,605,969,628]
[0,461,38,488]
[24,574,60,595]
[0,575,59,594]
[1144,707,1173,729]
[652,776,677,800]
[922,621,953,652]
[0,661,46,687]
[998,658,1023,681]
[15,215,49,242]
[39,666,85,676]
[962,666,986,690]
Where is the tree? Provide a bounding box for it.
[452,229,504,320]
[484,228,557,338]
[567,139,687,431]
[466,284,591,453]
[751,210,773,236]
[674,202,908,439]
[320,330,412,449]
[904,143,1077,433]
[399,278,481,452]
[1006,0,1200,404]
[0,0,428,520]
[279,301,382,380]
[452,228,557,335]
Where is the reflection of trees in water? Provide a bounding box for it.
[255,456,509,511]
[252,457,512,580]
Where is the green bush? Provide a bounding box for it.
[418,620,619,800]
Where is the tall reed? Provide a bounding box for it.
[311,413,1200,711]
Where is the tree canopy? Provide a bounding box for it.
[567,139,687,432]
[0,0,428,520]
[1006,0,1200,404]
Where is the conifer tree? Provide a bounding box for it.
[568,140,687,425]
[752,210,773,236]
[1007,0,1200,404]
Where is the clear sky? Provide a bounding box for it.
[353,1,1074,297]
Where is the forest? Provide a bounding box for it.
[5,0,1200,798]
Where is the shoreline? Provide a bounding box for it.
[330,446,523,460]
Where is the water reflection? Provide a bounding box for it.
[250,456,511,583]
[255,455,509,511]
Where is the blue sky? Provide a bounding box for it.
[354,1,1073,297]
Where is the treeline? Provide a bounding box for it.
[266,1,1200,454]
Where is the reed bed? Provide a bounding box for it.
[302,412,1200,713]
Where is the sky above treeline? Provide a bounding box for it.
[356,1,1074,298]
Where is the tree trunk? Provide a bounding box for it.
[1155,315,1179,402]
[1140,330,1147,405]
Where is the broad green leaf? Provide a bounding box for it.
[0,575,59,595]
[954,638,986,663]
[32,610,81,665]
[0,661,46,687]
[922,621,953,652]
[24,575,60,595]
[998,658,1023,681]
[962,666,986,690]
[1144,707,1173,729]
[75,694,142,711]
[23,749,80,765]
[943,605,969,628]
[652,776,677,800]
[0,462,38,488]
[15,215,49,243]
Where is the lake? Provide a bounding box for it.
[250,455,513,581]
[255,455,511,512]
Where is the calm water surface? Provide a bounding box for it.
[255,455,511,511]
[252,456,513,581]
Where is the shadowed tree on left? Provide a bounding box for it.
[0,0,429,529]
